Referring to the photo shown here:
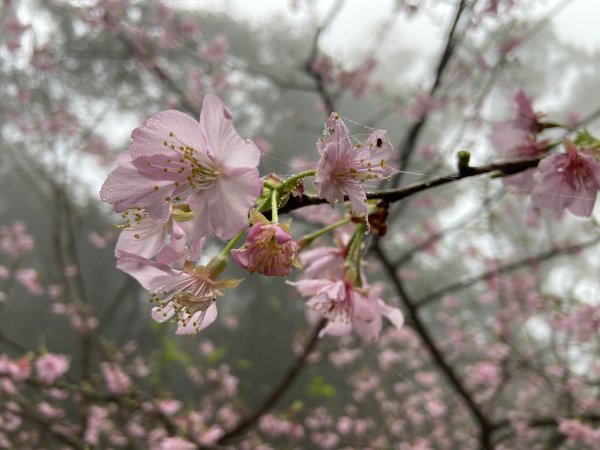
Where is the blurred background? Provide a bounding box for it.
[1,0,600,448]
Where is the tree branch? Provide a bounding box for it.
[373,240,494,447]
[278,156,541,215]
[393,0,468,187]
[217,318,326,445]
[416,236,600,308]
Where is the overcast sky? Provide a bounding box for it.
[180,0,600,55]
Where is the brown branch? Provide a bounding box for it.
[278,156,541,215]
[416,236,600,308]
[303,0,344,115]
[394,193,504,266]
[10,395,85,449]
[117,34,197,117]
[217,318,326,445]
[373,240,494,448]
[393,0,468,187]
[492,414,600,446]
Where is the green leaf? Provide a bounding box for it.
[234,357,253,370]
[575,129,600,149]
[307,375,336,398]
[206,347,226,364]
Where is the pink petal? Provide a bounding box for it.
[320,318,353,337]
[115,251,180,292]
[175,303,218,335]
[100,161,174,219]
[189,167,262,241]
[378,300,404,329]
[115,218,167,259]
[199,95,261,170]
[128,110,205,160]
[353,314,382,341]
[151,303,175,323]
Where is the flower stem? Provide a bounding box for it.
[344,224,366,286]
[353,224,366,287]
[221,229,246,257]
[271,190,279,223]
[297,217,352,249]
[263,180,278,191]
[279,169,317,192]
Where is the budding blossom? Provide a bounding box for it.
[100,94,262,258]
[314,113,395,217]
[116,251,241,335]
[231,210,300,277]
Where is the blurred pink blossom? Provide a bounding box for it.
[35,354,70,384]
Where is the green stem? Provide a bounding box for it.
[345,229,361,265]
[256,194,271,212]
[279,169,318,192]
[271,190,279,223]
[298,217,352,248]
[353,224,366,286]
[221,229,246,257]
[263,180,278,191]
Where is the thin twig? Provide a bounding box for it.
[373,240,494,448]
[217,318,326,445]
[393,0,468,187]
[278,156,542,214]
[416,236,600,308]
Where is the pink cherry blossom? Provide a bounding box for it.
[84,406,108,446]
[101,362,132,394]
[406,91,444,120]
[116,251,242,335]
[100,95,262,257]
[159,437,197,450]
[35,354,70,384]
[231,211,300,277]
[200,34,230,63]
[0,221,34,258]
[158,399,182,416]
[288,278,403,341]
[16,268,44,296]
[531,141,600,217]
[314,113,395,217]
[338,58,377,98]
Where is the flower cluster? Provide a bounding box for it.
[101,95,261,333]
[289,231,404,341]
[101,97,400,339]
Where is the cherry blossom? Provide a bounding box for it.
[100,95,262,257]
[101,362,132,394]
[314,113,395,217]
[289,278,403,341]
[116,251,242,335]
[35,354,70,384]
[531,141,600,216]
